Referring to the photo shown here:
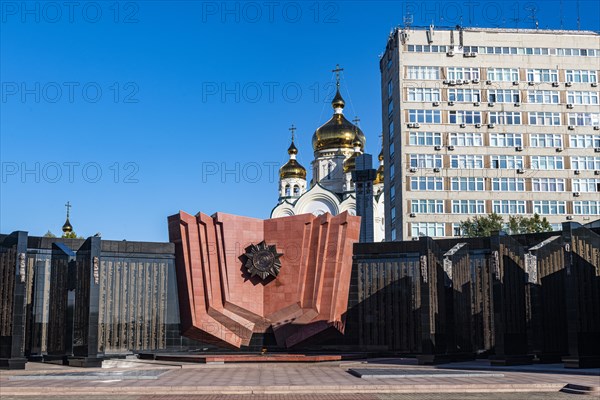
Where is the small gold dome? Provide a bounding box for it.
[374,146,384,184]
[312,90,366,152]
[331,88,345,109]
[280,159,306,180]
[280,140,306,180]
[288,141,298,155]
[343,153,358,173]
[374,164,384,185]
[343,138,363,173]
[62,218,73,233]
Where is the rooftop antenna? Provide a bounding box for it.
[577,0,581,30]
[525,5,538,29]
[510,13,521,30]
[560,0,563,29]
[403,13,413,29]
[426,23,434,44]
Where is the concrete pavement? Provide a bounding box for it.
[1,357,598,397]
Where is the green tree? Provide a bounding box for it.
[508,213,553,234]
[43,230,57,238]
[459,213,504,238]
[62,231,78,239]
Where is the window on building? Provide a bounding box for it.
[490,155,524,169]
[574,201,600,215]
[453,223,465,237]
[530,134,563,148]
[408,109,442,124]
[409,131,442,146]
[490,133,523,147]
[406,66,440,80]
[450,155,484,169]
[566,70,598,83]
[527,90,560,104]
[388,99,394,116]
[412,199,444,214]
[451,177,484,191]
[532,178,566,192]
[411,222,446,238]
[449,110,481,124]
[449,132,483,146]
[411,176,444,191]
[567,91,599,105]
[488,89,520,103]
[452,200,486,214]
[407,87,441,102]
[492,200,527,214]
[572,157,600,170]
[410,154,443,168]
[388,79,393,98]
[568,113,600,126]
[530,156,564,170]
[448,88,481,102]
[572,179,600,192]
[529,112,561,126]
[492,178,525,191]
[447,67,480,80]
[533,200,566,215]
[486,68,519,82]
[570,134,600,148]
[489,111,522,125]
[388,121,394,140]
[526,69,559,82]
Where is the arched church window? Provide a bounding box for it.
[293,185,300,196]
[285,185,291,196]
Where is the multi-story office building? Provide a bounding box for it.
[381,26,600,241]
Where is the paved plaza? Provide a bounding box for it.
[1,357,598,398]
[0,394,590,400]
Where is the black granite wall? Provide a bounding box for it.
[348,223,600,368]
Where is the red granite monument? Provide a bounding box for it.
[167,211,361,349]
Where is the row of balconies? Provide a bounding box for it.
[428,145,600,153]
[408,213,581,221]
[433,101,587,108]
[446,50,477,58]
[406,122,600,130]
[407,165,600,176]
[441,79,598,87]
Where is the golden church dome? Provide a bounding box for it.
[374,149,384,185]
[343,137,363,173]
[62,218,73,233]
[279,141,307,180]
[312,88,366,152]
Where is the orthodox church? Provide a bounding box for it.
[270,74,385,242]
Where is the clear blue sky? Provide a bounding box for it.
[1,0,598,242]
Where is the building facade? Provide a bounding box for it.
[271,76,385,242]
[381,27,600,241]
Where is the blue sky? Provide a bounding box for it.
[1,0,599,241]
